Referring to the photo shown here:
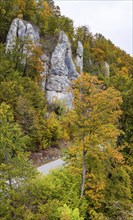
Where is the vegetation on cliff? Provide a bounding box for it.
[0,0,133,219]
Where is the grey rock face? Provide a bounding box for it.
[6,18,40,51]
[76,41,83,73]
[46,75,70,92]
[65,44,79,80]
[6,20,81,108]
[50,31,78,79]
[6,18,48,88]
[46,91,73,109]
[46,31,79,107]
[6,18,41,70]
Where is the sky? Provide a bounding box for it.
[54,0,133,56]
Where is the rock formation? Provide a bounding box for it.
[6,18,40,51]
[6,19,83,108]
[46,31,79,107]
[6,18,111,108]
[76,41,83,73]
[6,18,41,68]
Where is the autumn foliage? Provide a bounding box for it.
[0,0,133,219]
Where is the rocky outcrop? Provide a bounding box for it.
[76,41,83,73]
[6,19,83,108]
[45,31,79,107]
[6,18,49,91]
[6,18,40,51]
[6,18,110,107]
[6,18,41,69]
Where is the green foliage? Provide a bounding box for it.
[0,43,63,151]
[0,0,37,41]
[0,43,20,81]
[0,77,46,151]
[58,16,74,40]
[0,102,37,220]
[0,102,29,163]
[44,112,63,147]
[109,68,133,202]
[89,209,108,220]
[0,1,133,219]
[109,68,133,145]
[59,204,84,220]
[0,102,36,178]
[16,169,86,219]
[73,26,93,73]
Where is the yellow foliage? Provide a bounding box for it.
[44,112,63,146]
[17,14,23,19]
[86,173,105,204]
[1,9,6,15]
[43,1,51,17]
[37,1,51,19]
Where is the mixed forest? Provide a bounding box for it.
[0,0,133,219]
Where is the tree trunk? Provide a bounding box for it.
[81,149,87,197]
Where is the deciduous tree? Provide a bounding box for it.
[63,74,132,218]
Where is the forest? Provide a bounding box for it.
[0,0,133,219]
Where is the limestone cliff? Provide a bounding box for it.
[6,18,83,108]
[6,18,40,51]
[46,31,79,107]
